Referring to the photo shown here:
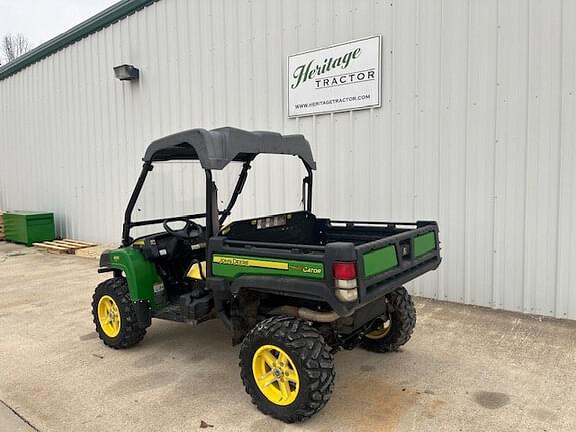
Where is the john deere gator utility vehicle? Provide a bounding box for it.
[93,127,441,423]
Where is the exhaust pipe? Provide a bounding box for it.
[268,305,344,323]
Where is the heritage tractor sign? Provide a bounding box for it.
[287,35,381,117]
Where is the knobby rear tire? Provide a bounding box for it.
[361,286,416,353]
[239,315,335,423]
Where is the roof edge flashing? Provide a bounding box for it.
[0,0,158,82]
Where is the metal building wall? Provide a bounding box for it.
[1,0,575,319]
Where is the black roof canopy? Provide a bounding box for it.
[143,127,317,170]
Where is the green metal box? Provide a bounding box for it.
[4,211,56,246]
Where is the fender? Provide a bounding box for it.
[99,247,163,310]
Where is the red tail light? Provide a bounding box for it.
[332,262,357,280]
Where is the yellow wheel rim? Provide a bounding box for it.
[97,295,121,338]
[365,318,392,340]
[252,344,300,406]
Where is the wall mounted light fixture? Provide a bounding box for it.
[113,64,140,81]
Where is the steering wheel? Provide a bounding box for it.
[163,218,204,240]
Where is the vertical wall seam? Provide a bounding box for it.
[209,0,217,127]
[264,0,272,207]
[436,0,445,300]
[413,0,420,221]
[173,0,183,128]
[521,0,531,313]
[197,1,206,126]
[490,0,501,309]
[463,0,472,304]
[249,0,255,130]
[389,0,395,216]
[222,0,230,125]
[553,0,565,317]
[348,0,354,218]
[413,0,421,296]
[368,0,376,221]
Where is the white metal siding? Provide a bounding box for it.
[1,0,575,319]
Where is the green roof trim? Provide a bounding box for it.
[0,0,158,81]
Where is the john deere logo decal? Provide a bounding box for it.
[212,255,324,279]
[213,255,288,270]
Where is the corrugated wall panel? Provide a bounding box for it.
[465,0,498,308]
[524,0,563,317]
[556,0,576,319]
[493,0,529,314]
[414,0,442,300]
[0,0,574,319]
[437,0,468,304]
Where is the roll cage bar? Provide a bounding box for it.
[121,127,316,246]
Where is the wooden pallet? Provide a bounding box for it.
[33,239,98,254]
[74,244,111,259]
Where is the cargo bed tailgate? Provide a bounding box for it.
[353,221,441,303]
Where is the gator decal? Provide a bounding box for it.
[413,232,436,257]
[212,254,324,280]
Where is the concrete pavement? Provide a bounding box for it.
[0,400,36,432]
[0,241,575,431]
